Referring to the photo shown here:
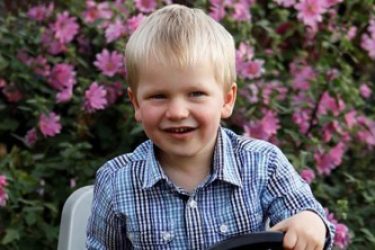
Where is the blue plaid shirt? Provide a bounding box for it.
[86,127,334,249]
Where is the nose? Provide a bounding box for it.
[165,98,189,120]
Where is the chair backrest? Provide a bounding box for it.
[58,185,94,250]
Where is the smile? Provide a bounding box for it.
[164,127,196,133]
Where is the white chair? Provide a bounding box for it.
[58,185,94,250]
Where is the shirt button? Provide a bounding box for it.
[161,231,172,242]
[220,224,229,233]
[188,199,197,209]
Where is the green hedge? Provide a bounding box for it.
[0,0,374,249]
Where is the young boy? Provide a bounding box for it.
[87,4,334,250]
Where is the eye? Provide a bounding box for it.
[189,91,206,97]
[149,94,166,99]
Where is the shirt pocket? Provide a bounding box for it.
[214,210,264,240]
[127,222,174,250]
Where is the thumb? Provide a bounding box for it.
[269,219,288,232]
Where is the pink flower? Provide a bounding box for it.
[244,110,280,141]
[27,3,54,21]
[361,34,375,59]
[82,1,112,24]
[209,0,227,21]
[0,79,7,88]
[38,112,62,137]
[240,59,265,79]
[322,121,342,142]
[324,0,343,8]
[105,19,126,43]
[135,0,157,13]
[346,26,357,41]
[52,11,79,44]
[314,142,345,175]
[94,49,124,77]
[2,85,23,103]
[326,68,339,81]
[126,14,145,34]
[361,20,375,59]
[261,80,287,105]
[344,110,357,129]
[84,82,108,112]
[359,83,372,99]
[0,175,8,187]
[25,128,38,146]
[105,81,124,105]
[48,63,76,91]
[356,116,375,146]
[56,87,73,103]
[274,0,296,7]
[0,188,8,207]
[236,42,254,62]
[0,175,8,206]
[30,55,51,77]
[325,208,350,249]
[334,223,350,249]
[292,65,316,90]
[239,84,259,104]
[292,109,311,133]
[41,28,67,55]
[318,92,345,117]
[232,3,251,22]
[300,168,316,184]
[295,0,327,27]
[16,50,32,65]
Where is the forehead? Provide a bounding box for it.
[138,59,217,84]
[133,60,228,96]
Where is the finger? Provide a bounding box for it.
[314,245,323,250]
[310,244,320,250]
[294,238,307,250]
[269,220,287,232]
[313,242,324,250]
[283,230,298,250]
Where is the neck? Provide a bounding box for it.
[156,145,215,193]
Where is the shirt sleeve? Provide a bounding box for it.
[86,164,130,249]
[262,145,335,250]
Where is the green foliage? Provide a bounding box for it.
[0,0,374,249]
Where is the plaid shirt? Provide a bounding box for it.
[86,127,334,250]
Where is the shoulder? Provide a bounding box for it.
[222,127,279,156]
[222,128,288,178]
[96,140,152,180]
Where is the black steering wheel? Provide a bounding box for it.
[206,232,284,250]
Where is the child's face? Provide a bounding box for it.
[128,60,236,161]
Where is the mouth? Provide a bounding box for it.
[163,127,196,134]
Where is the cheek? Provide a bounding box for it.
[193,102,223,124]
[139,105,163,125]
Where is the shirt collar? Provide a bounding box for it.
[211,127,242,188]
[141,127,242,189]
[142,143,168,189]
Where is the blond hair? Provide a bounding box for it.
[125,4,236,91]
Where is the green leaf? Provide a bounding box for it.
[25,212,37,226]
[360,228,375,243]
[0,118,20,131]
[1,228,20,244]
[0,53,8,70]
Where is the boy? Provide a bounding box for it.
[87,4,334,250]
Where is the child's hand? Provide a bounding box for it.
[270,210,326,250]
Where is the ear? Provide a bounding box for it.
[221,82,237,119]
[127,87,142,122]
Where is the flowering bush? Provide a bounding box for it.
[0,0,374,249]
